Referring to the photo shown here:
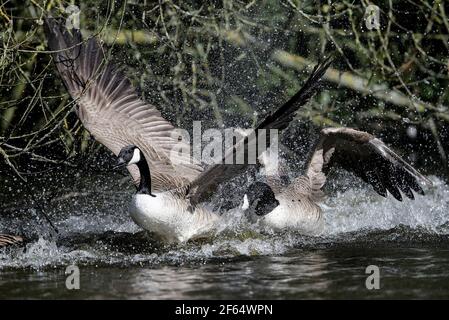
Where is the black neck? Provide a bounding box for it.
[136,153,155,196]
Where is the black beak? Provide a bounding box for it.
[113,157,127,170]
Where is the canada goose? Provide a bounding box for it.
[114,144,220,243]
[0,234,23,248]
[45,18,332,242]
[242,127,432,234]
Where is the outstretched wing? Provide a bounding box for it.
[305,127,432,201]
[0,234,23,248]
[45,18,202,191]
[188,55,334,204]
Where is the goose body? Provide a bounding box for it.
[261,190,323,234]
[130,192,219,243]
[245,177,324,235]
[115,145,219,243]
[243,128,432,233]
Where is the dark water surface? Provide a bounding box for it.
[2,245,449,299]
[1,173,449,299]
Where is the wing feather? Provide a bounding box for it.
[45,18,201,191]
[305,127,431,201]
[187,55,333,204]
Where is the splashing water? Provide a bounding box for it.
[324,176,449,234]
[1,175,448,271]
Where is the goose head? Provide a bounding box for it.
[115,145,155,196]
[241,181,279,217]
[115,145,142,168]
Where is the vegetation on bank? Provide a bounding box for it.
[1,0,449,180]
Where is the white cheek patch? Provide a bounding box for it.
[128,148,141,165]
[241,194,249,210]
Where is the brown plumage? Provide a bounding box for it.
[45,18,332,242]
[270,127,431,203]
[251,127,431,233]
[45,17,332,203]
[45,19,429,238]
[305,127,431,201]
[0,234,23,248]
[45,18,202,192]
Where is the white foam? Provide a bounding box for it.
[322,176,449,234]
[1,176,448,269]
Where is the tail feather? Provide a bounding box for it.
[45,18,83,87]
[44,18,107,100]
[45,17,83,55]
[256,54,334,130]
[44,18,137,119]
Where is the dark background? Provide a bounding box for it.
[1,0,449,182]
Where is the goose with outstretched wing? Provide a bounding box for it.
[241,127,432,233]
[45,18,332,242]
